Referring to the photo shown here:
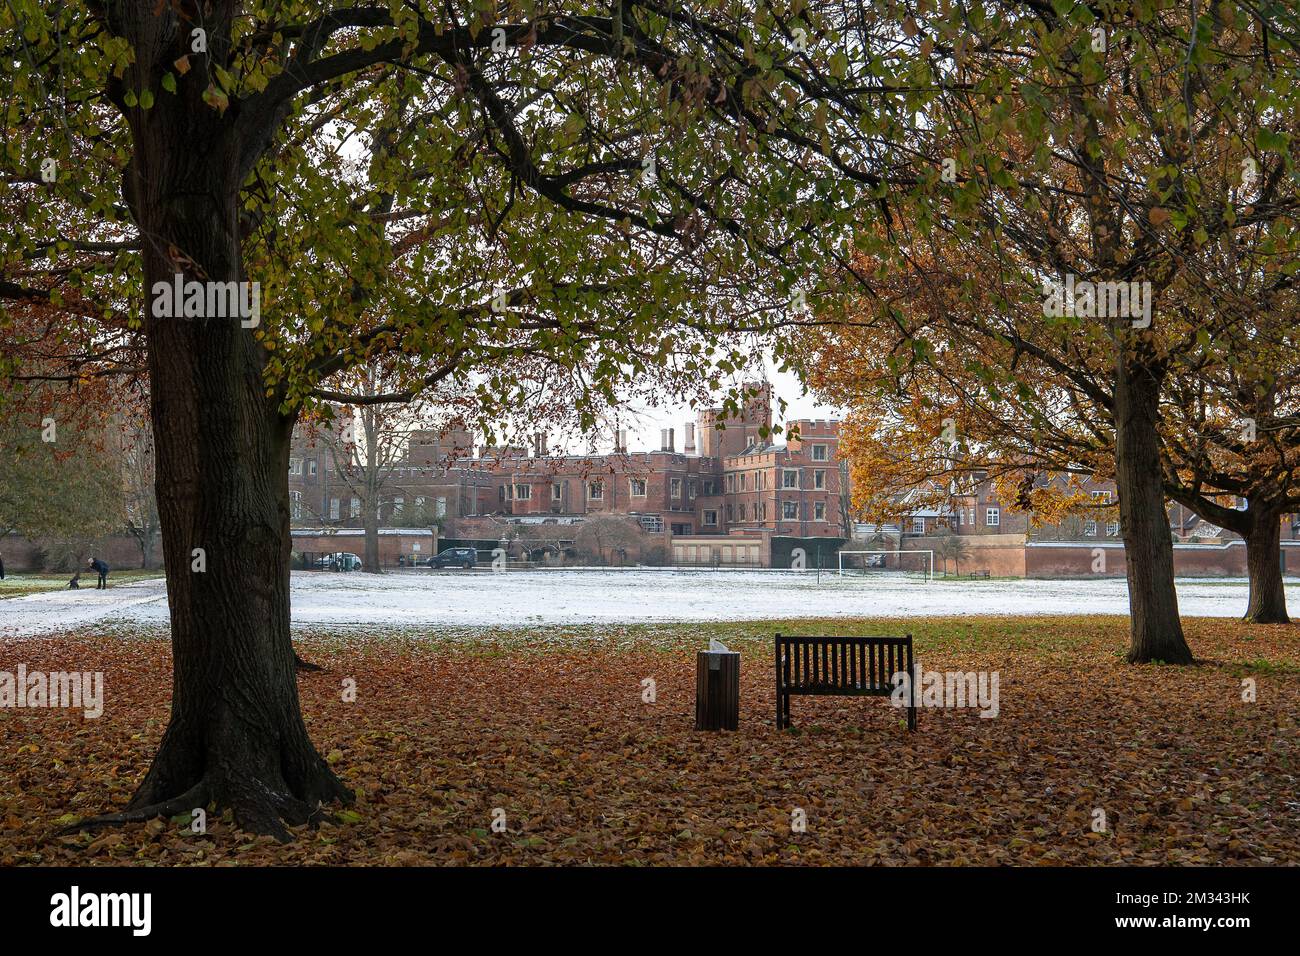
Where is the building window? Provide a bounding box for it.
[1084,520,1098,536]
[393,496,404,516]
[726,474,735,493]
[588,481,604,501]
[671,478,682,498]
[515,484,532,500]
[350,497,360,519]
[688,479,697,498]
[1091,490,1113,504]
[913,517,926,534]
[986,507,1000,527]
[703,510,718,526]
[782,500,798,519]
[1106,521,1120,537]
[629,478,647,497]
[552,482,563,502]
[498,485,506,503]
[671,522,692,535]
[726,503,734,521]
[813,469,825,490]
[436,496,447,517]
[330,498,340,520]
[739,473,747,491]
[815,501,826,521]
[306,460,317,478]
[738,503,747,520]
[290,491,302,520]
[289,458,303,476]
[782,469,799,489]
[811,444,828,461]
[761,502,767,520]
[639,514,663,533]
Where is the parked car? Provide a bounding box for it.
[315,552,362,571]
[428,547,477,569]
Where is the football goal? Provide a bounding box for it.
[837,550,934,582]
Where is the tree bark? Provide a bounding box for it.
[96,13,351,839]
[1244,509,1289,624]
[1114,358,1194,664]
[363,507,382,572]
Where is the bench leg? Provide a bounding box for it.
[907,702,917,732]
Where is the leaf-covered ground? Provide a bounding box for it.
[1,616,1297,865]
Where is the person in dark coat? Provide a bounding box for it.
[0,550,5,580]
[88,557,109,589]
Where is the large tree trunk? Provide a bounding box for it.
[1244,508,1289,624]
[362,505,382,572]
[90,11,351,839]
[1114,358,1193,664]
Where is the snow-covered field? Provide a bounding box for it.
[1,569,1293,639]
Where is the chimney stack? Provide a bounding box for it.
[684,422,696,454]
[660,428,668,451]
[668,428,675,453]
[616,428,627,453]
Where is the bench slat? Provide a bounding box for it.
[775,633,917,731]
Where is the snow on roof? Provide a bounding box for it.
[291,527,434,536]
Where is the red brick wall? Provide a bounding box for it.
[289,531,436,565]
[1025,542,1255,577]
[0,533,162,573]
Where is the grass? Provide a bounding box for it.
[0,569,163,600]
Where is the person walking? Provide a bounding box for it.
[88,557,109,589]
[0,550,5,580]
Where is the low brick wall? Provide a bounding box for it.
[903,535,1027,577]
[1026,540,1270,578]
[0,533,162,573]
[290,529,436,566]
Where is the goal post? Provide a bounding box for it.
[837,549,934,582]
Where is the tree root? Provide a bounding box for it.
[52,780,211,838]
[51,774,345,844]
[293,651,324,672]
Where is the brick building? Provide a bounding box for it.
[286,383,848,565]
[870,473,1300,578]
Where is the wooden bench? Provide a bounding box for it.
[967,569,990,579]
[774,633,916,731]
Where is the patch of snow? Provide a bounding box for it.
[2,569,1294,638]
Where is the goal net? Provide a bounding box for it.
[837,550,933,582]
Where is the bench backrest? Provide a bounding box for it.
[775,633,913,694]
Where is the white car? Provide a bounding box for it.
[315,552,362,571]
